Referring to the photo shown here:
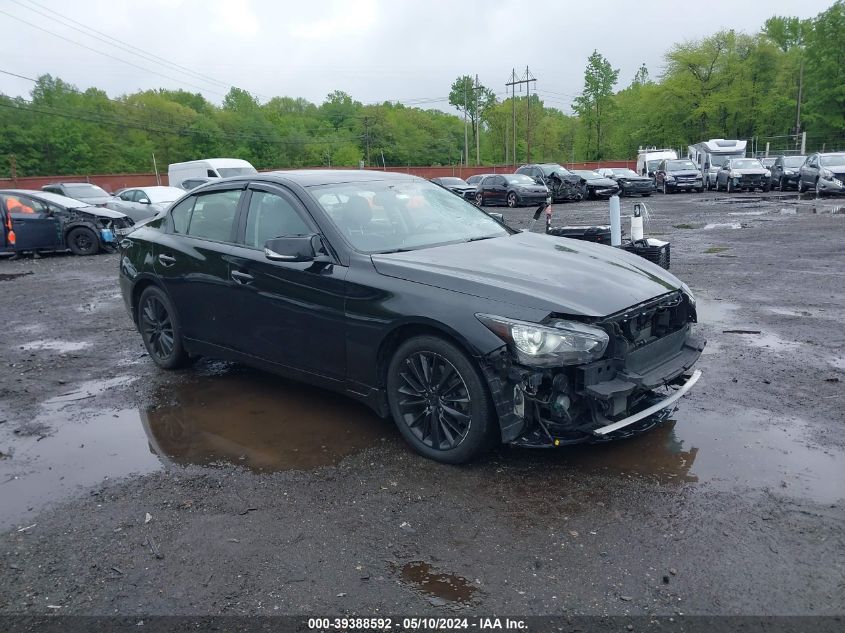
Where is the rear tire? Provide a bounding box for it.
[386,335,496,464]
[66,226,100,256]
[137,286,190,370]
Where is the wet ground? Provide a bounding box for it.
[0,190,843,616]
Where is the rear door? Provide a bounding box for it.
[153,183,246,348]
[0,194,61,251]
[226,182,348,380]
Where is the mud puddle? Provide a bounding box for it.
[0,370,388,529]
[508,411,845,504]
[19,339,92,353]
[396,561,478,604]
[0,272,33,282]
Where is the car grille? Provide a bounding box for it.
[599,291,692,361]
[674,176,699,183]
[738,174,765,186]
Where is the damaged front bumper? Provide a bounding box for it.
[481,293,705,447]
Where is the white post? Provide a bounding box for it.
[801,131,807,155]
[610,195,622,247]
[765,142,770,158]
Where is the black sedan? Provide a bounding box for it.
[119,170,703,464]
[430,177,477,202]
[1,189,133,256]
[597,168,654,197]
[570,170,620,199]
[653,160,704,194]
[769,155,806,191]
[475,174,550,207]
[798,152,845,196]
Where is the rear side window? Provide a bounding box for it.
[170,197,195,234]
[244,190,310,248]
[187,190,241,242]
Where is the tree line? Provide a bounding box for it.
[0,1,842,178]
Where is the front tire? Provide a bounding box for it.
[662,181,669,194]
[66,226,100,256]
[507,192,518,208]
[386,335,495,464]
[475,192,484,206]
[798,177,807,193]
[137,286,190,369]
[726,179,733,193]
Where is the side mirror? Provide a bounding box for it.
[140,199,151,205]
[264,234,321,262]
[534,178,544,185]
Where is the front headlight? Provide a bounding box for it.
[784,170,794,175]
[821,169,834,180]
[730,170,741,178]
[666,175,675,181]
[680,282,696,308]
[476,314,609,366]
[764,170,771,178]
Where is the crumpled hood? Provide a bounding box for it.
[731,168,769,175]
[371,231,683,317]
[667,170,701,177]
[78,206,128,219]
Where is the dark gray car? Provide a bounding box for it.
[798,153,845,196]
[42,183,113,206]
[769,155,806,191]
[715,158,771,192]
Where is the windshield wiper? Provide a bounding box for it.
[464,235,500,243]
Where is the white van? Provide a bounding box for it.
[167,158,257,189]
[636,148,678,177]
[687,139,747,190]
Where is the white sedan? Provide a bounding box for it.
[106,186,186,222]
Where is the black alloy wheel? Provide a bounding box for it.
[386,336,494,463]
[66,227,99,256]
[138,286,189,369]
[475,192,484,206]
[507,192,518,208]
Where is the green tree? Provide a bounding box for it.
[572,51,619,160]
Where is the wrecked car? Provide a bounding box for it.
[119,171,703,464]
[715,158,771,192]
[516,163,584,202]
[1,189,133,256]
[597,168,654,197]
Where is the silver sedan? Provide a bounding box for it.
[106,186,185,222]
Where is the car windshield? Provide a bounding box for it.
[572,170,602,180]
[710,154,743,166]
[820,154,845,166]
[310,179,510,254]
[33,191,89,208]
[217,167,258,177]
[731,159,763,169]
[646,160,662,171]
[783,156,806,167]
[63,184,109,198]
[667,161,697,170]
[504,175,536,185]
[437,178,468,186]
[145,187,185,203]
[540,164,571,176]
[612,168,639,177]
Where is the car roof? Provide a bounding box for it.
[258,169,425,187]
[0,189,92,207]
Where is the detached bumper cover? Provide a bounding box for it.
[592,369,701,436]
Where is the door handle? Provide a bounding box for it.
[158,253,176,266]
[231,270,254,284]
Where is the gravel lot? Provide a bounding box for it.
[0,190,843,618]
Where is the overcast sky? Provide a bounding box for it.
[0,0,835,115]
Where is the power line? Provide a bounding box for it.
[0,8,230,98]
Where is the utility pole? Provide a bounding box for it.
[463,80,469,167]
[505,67,536,166]
[364,117,371,166]
[9,154,18,188]
[475,74,481,166]
[524,65,536,163]
[795,56,804,136]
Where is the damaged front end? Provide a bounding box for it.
[545,172,584,202]
[480,291,704,447]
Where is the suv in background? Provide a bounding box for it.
[42,183,113,206]
[516,163,583,201]
[798,152,845,196]
[654,159,704,194]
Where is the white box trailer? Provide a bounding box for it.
[636,147,678,177]
[167,158,257,189]
[687,139,747,190]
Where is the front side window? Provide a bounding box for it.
[820,154,845,167]
[2,194,46,214]
[187,190,241,242]
[170,197,195,234]
[244,190,310,248]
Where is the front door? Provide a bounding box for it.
[0,194,61,251]
[226,183,348,381]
